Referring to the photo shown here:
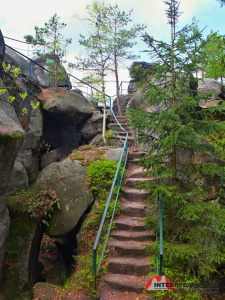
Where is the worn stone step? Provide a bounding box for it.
[108,239,151,257]
[128,158,142,165]
[107,257,150,276]
[110,230,154,242]
[125,177,154,188]
[129,167,148,178]
[118,135,134,142]
[115,115,130,122]
[128,151,147,159]
[120,200,147,217]
[113,215,146,231]
[103,273,149,293]
[108,124,131,132]
[123,188,150,202]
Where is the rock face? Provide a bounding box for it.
[5,46,37,81]
[198,78,225,101]
[112,94,132,116]
[31,54,70,88]
[0,215,43,299]
[0,80,25,282]
[0,30,5,61]
[35,158,94,237]
[40,89,95,164]
[78,111,106,141]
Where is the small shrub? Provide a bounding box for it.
[87,159,123,200]
[10,187,60,225]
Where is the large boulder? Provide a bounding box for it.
[39,89,95,166]
[78,111,106,141]
[9,160,28,191]
[35,158,94,237]
[41,89,94,125]
[112,94,132,116]
[0,79,25,282]
[198,78,225,100]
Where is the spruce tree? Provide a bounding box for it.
[130,0,225,280]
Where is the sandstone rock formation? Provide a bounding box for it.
[0,80,25,282]
[35,158,94,237]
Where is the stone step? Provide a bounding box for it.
[113,215,146,232]
[103,273,149,293]
[108,123,130,132]
[118,135,134,142]
[123,188,150,202]
[125,177,154,188]
[108,239,151,258]
[128,158,142,165]
[110,230,154,242]
[128,151,147,159]
[107,257,150,276]
[120,200,147,217]
[129,167,148,178]
[117,131,133,137]
[115,115,130,122]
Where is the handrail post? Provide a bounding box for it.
[93,249,97,290]
[159,191,163,276]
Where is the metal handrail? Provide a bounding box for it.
[156,146,163,276]
[92,109,129,289]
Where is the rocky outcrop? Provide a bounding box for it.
[0,80,25,282]
[5,46,37,81]
[0,214,43,299]
[198,78,225,100]
[0,30,5,61]
[78,111,107,141]
[31,54,70,88]
[112,94,132,116]
[39,89,95,165]
[35,158,94,237]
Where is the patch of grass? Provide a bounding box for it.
[69,145,105,166]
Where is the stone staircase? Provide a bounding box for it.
[102,150,155,294]
[108,115,135,146]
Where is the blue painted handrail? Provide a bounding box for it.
[92,109,129,289]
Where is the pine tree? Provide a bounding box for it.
[129,0,225,279]
[24,14,72,89]
[74,0,145,116]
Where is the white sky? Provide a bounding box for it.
[0,0,224,96]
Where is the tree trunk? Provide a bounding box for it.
[114,51,122,116]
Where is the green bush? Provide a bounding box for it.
[87,159,124,200]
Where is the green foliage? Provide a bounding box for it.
[203,32,225,83]
[147,260,201,300]
[129,0,225,281]
[10,187,60,225]
[74,0,146,115]
[70,145,105,166]
[105,129,116,145]
[0,61,40,115]
[87,159,122,200]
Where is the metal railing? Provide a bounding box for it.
[156,189,163,276]
[92,109,129,289]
